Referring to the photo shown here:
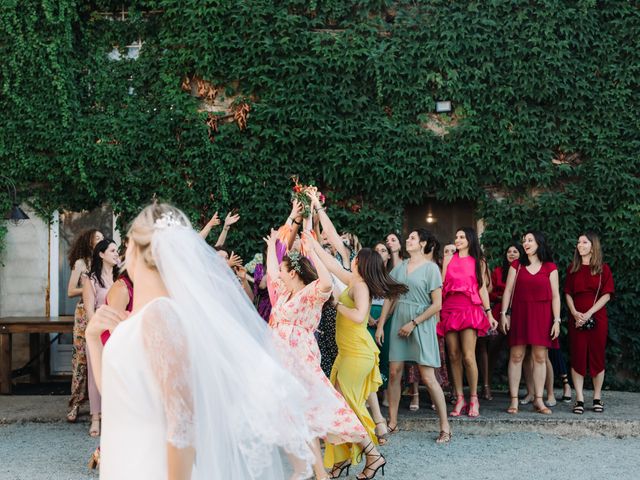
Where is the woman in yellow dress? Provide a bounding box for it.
[305,232,407,480]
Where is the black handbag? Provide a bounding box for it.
[578,273,602,331]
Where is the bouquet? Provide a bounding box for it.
[244,253,263,275]
[291,176,325,218]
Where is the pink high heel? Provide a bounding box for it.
[449,394,467,417]
[467,394,480,417]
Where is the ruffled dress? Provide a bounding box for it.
[437,253,490,337]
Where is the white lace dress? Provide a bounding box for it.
[100,297,195,479]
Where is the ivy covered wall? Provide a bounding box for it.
[1,1,638,386]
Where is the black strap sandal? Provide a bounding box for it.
[561,376,572,403]
[572,401,584,415]
[593,399,604,413]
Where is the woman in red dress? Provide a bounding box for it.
[564,232,614,414]
[478,243,523,401]
[500,231,561,415]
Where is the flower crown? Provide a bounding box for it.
[287,250,303,275]
[154,211,184,230]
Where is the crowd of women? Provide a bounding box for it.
[64,193,614,480]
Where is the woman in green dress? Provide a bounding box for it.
[376,228,452,444]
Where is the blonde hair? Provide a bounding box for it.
[341,232,362,254]
[127,203,191,269]
[570,231,604,275]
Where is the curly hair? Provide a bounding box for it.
[68,229,101,269]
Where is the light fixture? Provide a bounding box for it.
[1,175,29,225]
[435,101,452,113]
[425,206,437,224]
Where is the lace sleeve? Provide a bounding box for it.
[141,299,195,449]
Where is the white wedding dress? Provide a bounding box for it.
[98,211,315,479]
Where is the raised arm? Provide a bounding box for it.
[304,231,353,286]
[301,233,332,292]
[336,281,370,324]
[199,211,220,240]
[307,193,350,267]
[215,210,240,247]
[263,229,280,279]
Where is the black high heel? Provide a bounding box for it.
[328,460,350,479]
[561,376,572,403]
[356,442,386,480]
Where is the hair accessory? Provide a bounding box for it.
[287,251,304,275]
[154,212,185,230]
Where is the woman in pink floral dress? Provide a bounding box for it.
[265,230,382,480]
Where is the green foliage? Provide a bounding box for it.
[1,1,639,386]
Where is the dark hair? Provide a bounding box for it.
[385,232,405,261]
[456,227,485,288]
[89,239,119,288]
[570,231,603,275]
[412,228,442,267]
[355,248,409,299]
[373,242,392,272]
[520,230,554,265]
[502,243,525,282]
[68,229,101,269]
[282,254,318,285]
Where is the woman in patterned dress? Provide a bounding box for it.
[67,229,104,423]
[265,230,377,480]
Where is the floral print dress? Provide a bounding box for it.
[267,275,367,445]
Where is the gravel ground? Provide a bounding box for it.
[1,423,638,480]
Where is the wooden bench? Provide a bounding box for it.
[0,316,74,394]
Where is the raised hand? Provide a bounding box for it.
[263,228,279,246]
[224,211,240,228]
[227,251,243,269]
[206,211,220,228]
[290,199,303,220]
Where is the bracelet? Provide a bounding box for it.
[553,318,562,324]
[316,206,326,212]
[484,308,491,313]
[411,319,418,327]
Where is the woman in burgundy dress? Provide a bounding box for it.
[479,243,524,401]
[565,232,614,414]
[501,231,561,415]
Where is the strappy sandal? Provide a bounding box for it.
[592,399,604,413]
[467,394,480,417]
[561,376,572,403]
[89,417,101,437]
[481,384,493,401]
[88,447,100,470]
[328,460,351,479]
[66,405,79,423]
[506,396,519,414]
[409,392,420,412]
[533,397,552,415]
[435,430,452,444]
[572,400,585,415]
[449,394,467,417]
[386,422,399,435]
[374,421,389,445]
[355,442,386,480]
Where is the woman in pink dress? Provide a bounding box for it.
[438,228,497,417]
[501,231,561,415]
[265,230,380,480]
[82,239,120,437]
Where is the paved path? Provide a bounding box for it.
[1,423,638,480]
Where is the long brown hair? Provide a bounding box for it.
[570,231,603,275]
[68,229,101,269]
[356,248,408,299]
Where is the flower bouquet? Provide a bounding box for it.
[291,176,325,218]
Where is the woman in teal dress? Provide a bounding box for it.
[376,228,452,444]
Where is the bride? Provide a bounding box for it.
[86,203,315,479]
